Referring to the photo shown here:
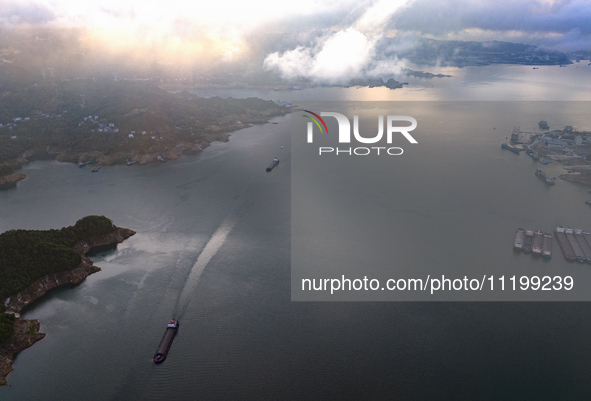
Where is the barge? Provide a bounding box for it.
[565,227,586,263]
[523,229,534,253]
[266,157,279,172]
[154,319,179,363]
[542,232,552,258]
[532,230,543,255]
[535,168,555,185]
[513,228,525,250]
[574,228,591,263]
[555,226,576,261]
[501,143,521,154]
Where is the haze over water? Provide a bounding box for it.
[2,64,591,399]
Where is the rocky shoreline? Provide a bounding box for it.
[0,226,135,386]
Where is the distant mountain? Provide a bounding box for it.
[377,36,572,67]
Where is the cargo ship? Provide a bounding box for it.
[535,168,555,185]
[266,157,279,172]
[523,229,534,253]
[513,228,525,250]
[501,143,521,153]
[154,319,179,363]
[574,228,591,263]
[555,226,576,261]
[565,227,586,263]
[91,166,101,172]
[532,230,543,255]
[542,232,552,258]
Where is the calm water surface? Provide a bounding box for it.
[2,65,591,399]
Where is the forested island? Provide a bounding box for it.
[0,215,135,385]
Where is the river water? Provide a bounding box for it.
[2,63,591,399]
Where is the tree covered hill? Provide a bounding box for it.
[0,215,117,342]
[0,78,288,164]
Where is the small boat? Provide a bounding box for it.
[523,229,534,253]
[514,228,525,250]
[539,158,549,164]
[127,160,138,166]
[157,156,166,163]
[528,152,539,161]
[532,230,543,255]
[542,232,552,258]
[91,166,101,172]
[501,143,520,153]
[568,170,576,173]
[78,161,91,167]
[586,200,591,206]
[154,320,179,364]
[535,168,555,185]
[266,157,279,172]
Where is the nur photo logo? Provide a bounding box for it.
[303,110,418,156]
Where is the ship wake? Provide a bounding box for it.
[173,216,236,318]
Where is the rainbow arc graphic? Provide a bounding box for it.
[302,110,329,135]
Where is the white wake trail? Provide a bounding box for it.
[173,217,236,318]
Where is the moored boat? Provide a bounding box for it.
[514,228,525,250]
[523,229,534,253]
[91,166,101,172]
[501,143,520,153]
[542,232,552,258]
[535,168,554,185]
[532,230,543,255]
[154,319,179,363]
[565,227,586,263]
[78,161,91,167]
[157,156,166,163]
[555,226,576,261]
[574,228,591,263]
[127,159,138,166]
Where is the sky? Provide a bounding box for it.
[1,0,590,81]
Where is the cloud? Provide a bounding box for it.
[263,0,414,83]
[0,1,55,24]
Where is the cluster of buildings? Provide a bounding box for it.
[511,122,591,158]
[273,100,292,108]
